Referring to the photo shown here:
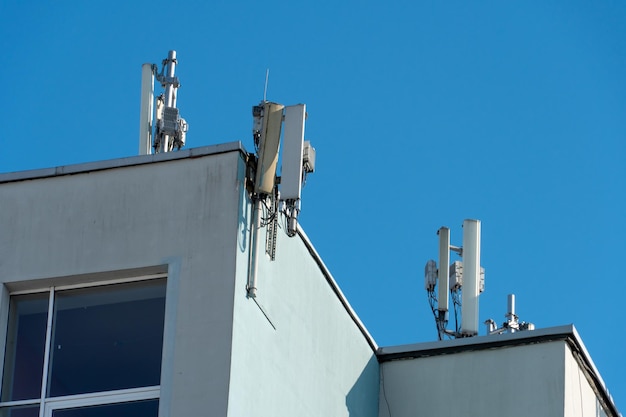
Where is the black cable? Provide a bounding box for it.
[451,290,462,336]
[427,290,444,341]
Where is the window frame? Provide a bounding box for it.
[0,273,167,417]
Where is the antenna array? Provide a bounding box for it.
[138,56,316,298]
[246,97,316,298]
[138,50,188,155]
[425,220,485,340]
[425,220,535,340]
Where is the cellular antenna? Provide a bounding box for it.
[137,50,188,155]
[424,219,485,340]
[246,93,316,298]
[460,219,481,336]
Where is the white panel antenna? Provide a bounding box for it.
[437,227,450,313]
[281,104,306,200]
[138,64,155,155]
[253,102,284,195]
[247,97,317,298]
[460,219,481,336]
[281,104,307,236]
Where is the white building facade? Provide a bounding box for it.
[378,325,620,417]
[0,143,619,417]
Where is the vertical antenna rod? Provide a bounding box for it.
[507,294,516,320]
[263,69,269,102]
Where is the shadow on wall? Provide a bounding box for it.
[346,355,380,417]
[237,161,250,253]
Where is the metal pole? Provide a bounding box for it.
[164,50,177,107]
[247,198,263,298]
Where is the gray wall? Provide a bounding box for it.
[0,150,245,416]
[226,186,379,417]
[379,341,568,417]
[0,148,380,417]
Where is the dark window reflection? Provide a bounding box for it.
[0,405,40,417]
[48,279,166,397]
[52,400,158,417]
[1,293,48,401]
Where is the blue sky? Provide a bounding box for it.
[1,0,625,411]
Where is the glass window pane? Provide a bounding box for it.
[48,279,166,397]
[1,292,49,401]
[52,400,158,417]
[0,405,40,417]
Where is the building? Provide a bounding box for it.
[0,142,620,417]
[378,325,619,417]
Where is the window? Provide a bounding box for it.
[0,277,166,417]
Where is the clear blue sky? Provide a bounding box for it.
[1,0,625,411]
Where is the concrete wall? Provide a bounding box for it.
[378,341,568,417]
[0,150,245,416]
[226,186,379,417]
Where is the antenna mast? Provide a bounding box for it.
[138,50,188,155]
[246,92,316,298]
[485,294,535,334]
[425,219,485,340]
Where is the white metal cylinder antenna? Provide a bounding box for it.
[437,227,450,313]
[138,64,155,155]
[507,294,516,318]
[461,219,481,336]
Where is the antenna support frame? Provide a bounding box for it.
[138,50,188,155]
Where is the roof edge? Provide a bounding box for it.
[377,324,575,362]
[0,142,246,184]
[566,327,621,417]
[378,324,621,417]
[297,227,379,352]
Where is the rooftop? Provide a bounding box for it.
[378,324,621,417]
